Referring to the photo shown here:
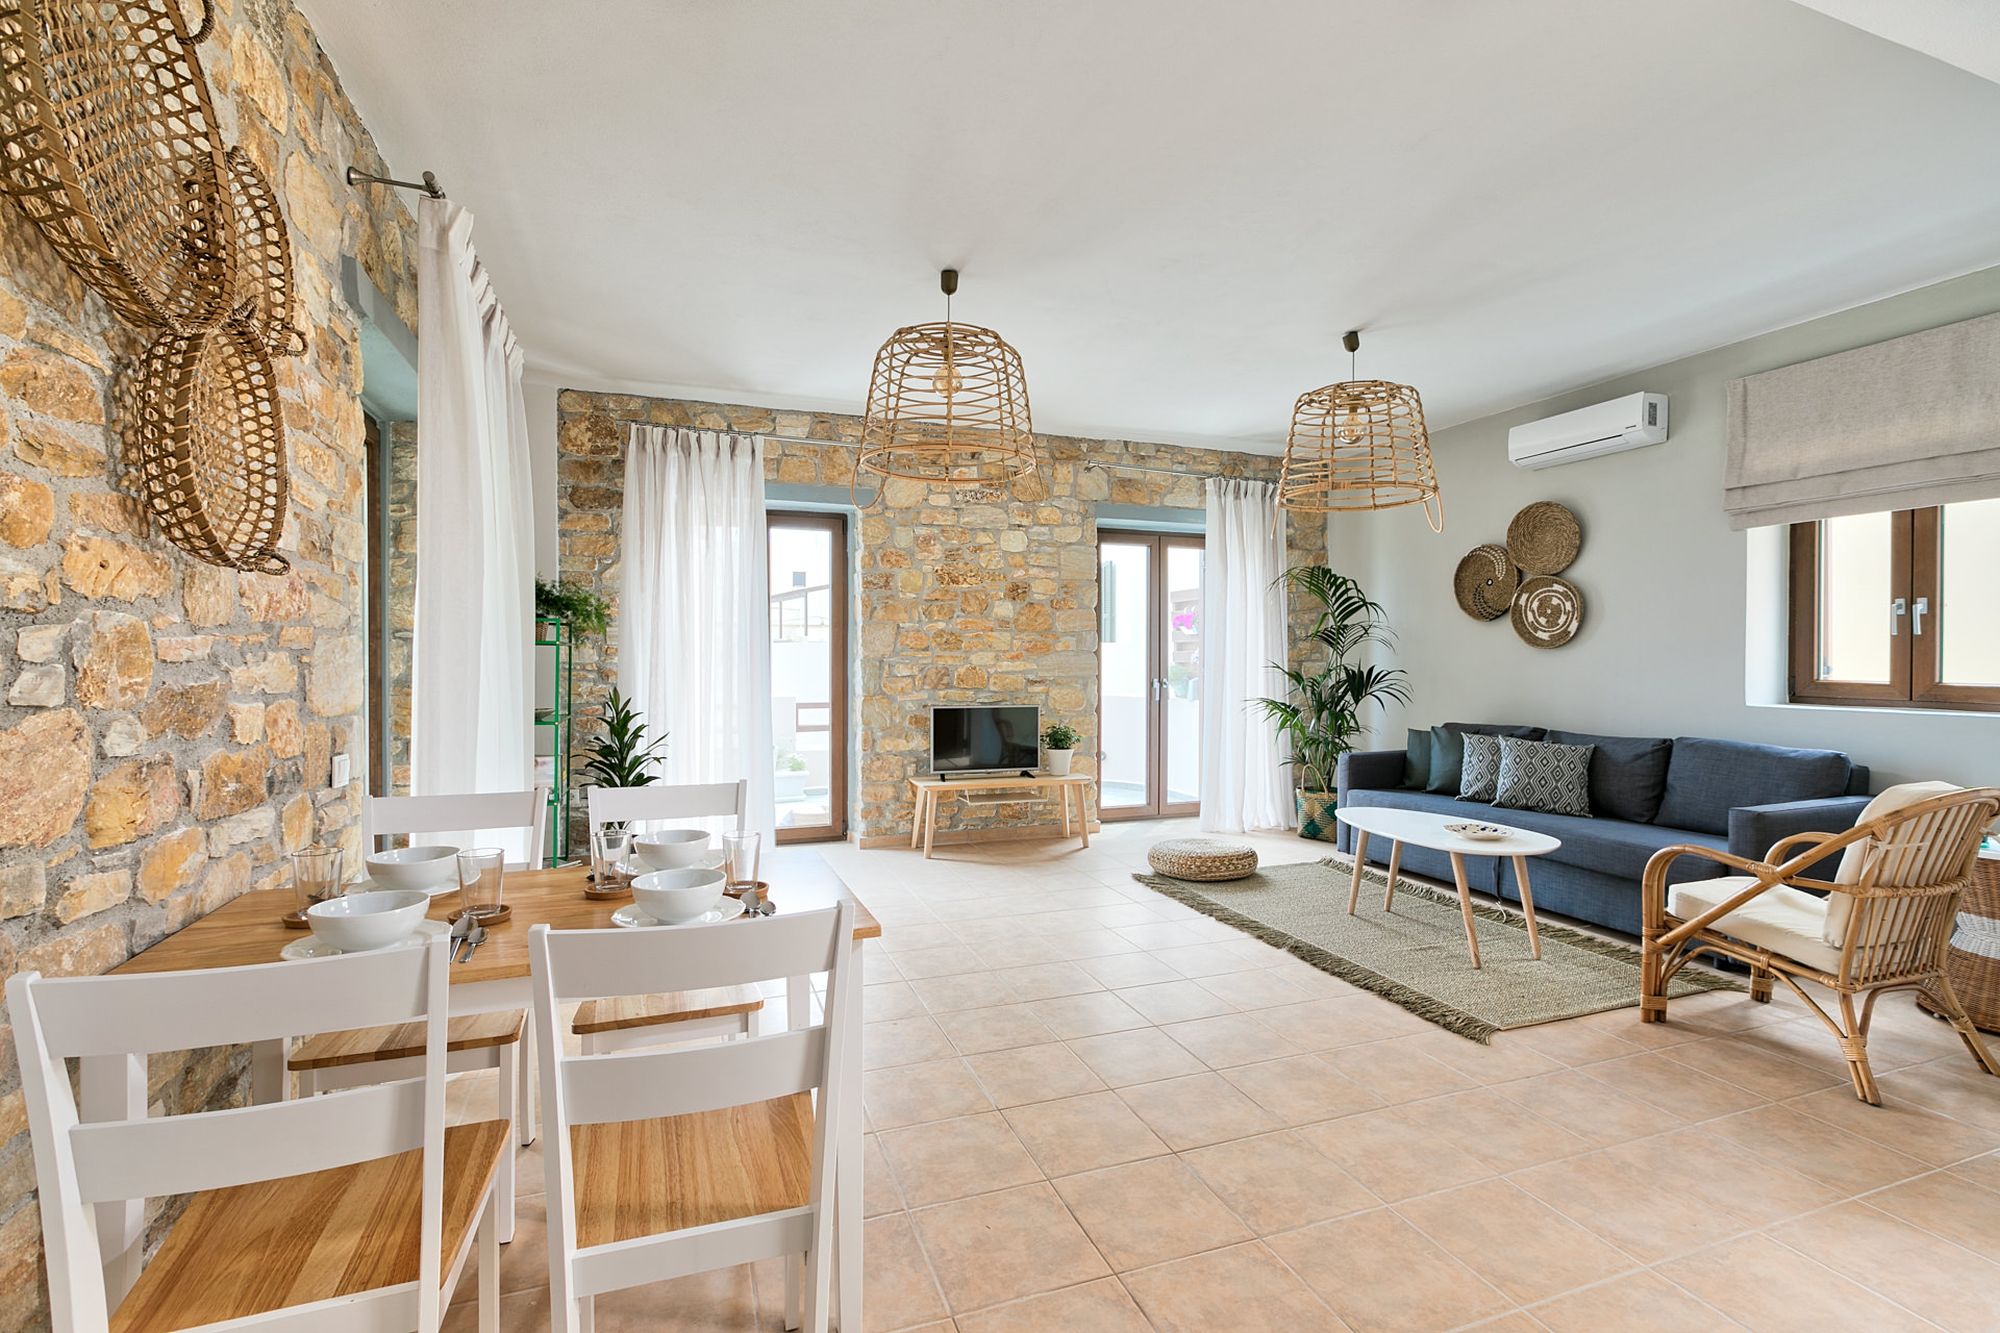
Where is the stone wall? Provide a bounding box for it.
[0,0,413,1322]
[554,392,1327,844]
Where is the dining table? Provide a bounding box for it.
[88,848,879,1328]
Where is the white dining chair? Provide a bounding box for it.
[576,779,765,1053]
[290,786,550,1242]
[11,932,505,1333]
[365,787,549,869]
[529,903,856,1333]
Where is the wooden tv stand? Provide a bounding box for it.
[908,773,1095,858]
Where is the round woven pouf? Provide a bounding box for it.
[1148,837,1259,882]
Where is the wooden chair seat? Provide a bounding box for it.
[109,1119,511,1332]
[570,1094,811,1247]
[570,984,764,1037]
[287,1009,525,1071]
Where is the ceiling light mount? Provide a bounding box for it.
[1278,327,1443,531]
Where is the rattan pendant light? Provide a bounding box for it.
[1279,329,1443,531]
[859,269,1035,485]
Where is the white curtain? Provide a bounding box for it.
[620,426,777,842]
[411,197,533,857]
[1200,478,1290,832]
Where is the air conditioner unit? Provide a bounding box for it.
[1507,392,1668,470]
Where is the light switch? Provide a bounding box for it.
[331,752,351,789]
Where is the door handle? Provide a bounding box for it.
[1890,597,1907,636]
[1912,596,1928,636]
[1152,678,1162,702]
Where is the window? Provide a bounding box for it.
[1789,500,2000,710]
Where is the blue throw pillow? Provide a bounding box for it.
[1424,723,1545,795]
[1654,737,1853,836]
[1403,728,1431,790]
[1546,730,1674,824]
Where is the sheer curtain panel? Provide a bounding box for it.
[1200,478,1291,832]
[620,427,777,842]
[411,198,534,856]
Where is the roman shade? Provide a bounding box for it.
[1724,309,2000,529]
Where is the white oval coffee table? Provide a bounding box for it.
[1334,806,1561,968]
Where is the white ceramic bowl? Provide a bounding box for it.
[631,868,726,923]
[633,829,711,870]
[365,845,459,892]
[306,889,431,952]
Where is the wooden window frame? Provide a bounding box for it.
[768,510,850,844]
[1098,529,1204,822]
[1788,505,2000,712]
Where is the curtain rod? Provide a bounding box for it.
[345,165,445,199]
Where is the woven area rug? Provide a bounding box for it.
[1134,855,1737,1042]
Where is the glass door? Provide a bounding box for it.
[767,512,848,842]
[1099,530,1204,819]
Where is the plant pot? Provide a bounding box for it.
[1296,788,1338,842]
[1044,749,1074,776]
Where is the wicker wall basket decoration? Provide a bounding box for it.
[1506,500,1582,574]
[222,145,305,355]
[136,318,290,574]
[1452,543,1518,621]
[0,0,304,573]
[0,0,241,331]
[1511,574,1584,648]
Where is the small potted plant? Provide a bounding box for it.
[535,577,611,637]
[577,688,667,830]
[1041,721,1080,776]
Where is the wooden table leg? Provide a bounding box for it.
[922,788,938,859]
[909,787,927,850]
[1076,784,1089,849]
[1347,830,1371,914]
[1060,783,1072,838]
[1448,852,1483,969]
[1512,855,1543,960]
[1383,841,1403,911]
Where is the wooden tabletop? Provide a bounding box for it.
[910,773,1093,790]
[114,851,880,983]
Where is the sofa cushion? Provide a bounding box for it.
[1459,733,1503,802]
[1655,737,1853,837]
[1495,736,1594,817]
[1402,728,1431,790]
[1424,723,1544,795]
[1546,730,1674,824]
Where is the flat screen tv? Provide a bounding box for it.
[930,704,1041,777]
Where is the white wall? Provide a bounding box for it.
[1330,263,2000,790]
[523,374,561,579]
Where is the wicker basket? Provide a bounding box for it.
[1147,838,1259,882]
[1296,789,1338,843]
[1919,852,2000,1033]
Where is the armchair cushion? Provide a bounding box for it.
[1825,780,1960,946]
[1667,876,1846,975]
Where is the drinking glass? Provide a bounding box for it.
[290,846,345,915]
[457,847,506,919]
[722,831,761,894]
[591,828,631,887]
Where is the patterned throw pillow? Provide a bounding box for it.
[1494,736,1595,817]
[1458,733,1503,803]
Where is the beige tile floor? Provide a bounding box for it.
[446,819,2000,1332]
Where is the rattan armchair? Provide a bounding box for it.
[1641,784,2000,1105]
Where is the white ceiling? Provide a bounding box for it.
[301,0,2000,452]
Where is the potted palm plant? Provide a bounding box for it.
[578,688,668,829]
[1041,721,1080,776]
[1251,566,1411,840]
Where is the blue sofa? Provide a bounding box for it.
[1335,725,1872,937]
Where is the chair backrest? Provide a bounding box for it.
[1823,784,2000,949]
[586,780,746,835]
[9,934,454,1331]
[365,787,547,868]
[528,903,853,1307]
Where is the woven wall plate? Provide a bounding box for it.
[1452,543,1518,621]
[0,0,237,331]
[1511,575,1584,649]
[136,318,290,574]
[1506,501,1582,574]
[223,145,304,355]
